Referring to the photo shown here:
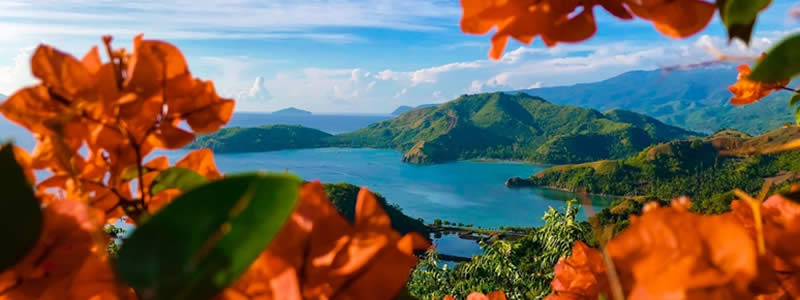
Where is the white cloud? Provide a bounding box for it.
[0,47,36,95]
[376,69,404,81]
[0,0,459,42]
[527,82,542,89]
[432,90,443,98]
[394,88,408,99]
[238,76,273,101]
[468,80,483,93]
[410,61,481,86]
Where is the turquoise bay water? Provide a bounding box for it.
[162,147,614,229]
[3,114,614,257]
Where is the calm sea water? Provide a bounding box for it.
[2,113,613,257]
[160,147,613,228]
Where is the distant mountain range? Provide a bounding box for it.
[194,92,698,165]
[272,107,311,115]
[516,65,796,134]
[391,104,439,115]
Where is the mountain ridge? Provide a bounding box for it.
[391,104,438,115]
[515,65,795,134]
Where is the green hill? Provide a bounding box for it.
[391,104,439,115]
[190,124,333,153]
[336,92,698,164]
[323,182,430,237]
[517,66,797,134]
[509,126,800,213]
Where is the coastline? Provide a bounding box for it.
[505,177,625,199]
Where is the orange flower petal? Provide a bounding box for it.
[0,200,119,299]
[124,37,189,95]
[147,123,195,150]
[0,86,60,135]
[144,156,170,170]
[544,7,597,44]
[31,45,92,97]
[354,187,393,229]
[628,0,715,39]
[466,292,489,300]
[81,46,103,74]
[185,98,235,134]
[175,149,222,179]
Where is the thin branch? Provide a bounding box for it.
[781,86,799,93]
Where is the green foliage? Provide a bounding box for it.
[750,33,800,82]
[433,219,442,226]
[523,127,800,215]
[0,144,42,272]
[407,201,590,300]
[338,92,696,164]
[116,173,301,300]
[150,167,209,195]
[190,124,334,153]
[323,182,430,237]
[790,94,800,124]
[103,223,128,258]
[718,0,770,43]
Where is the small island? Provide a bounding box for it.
[272,107,312,115]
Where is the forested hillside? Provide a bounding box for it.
[510,126,800,213]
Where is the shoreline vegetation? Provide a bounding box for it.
[507,126,800,213]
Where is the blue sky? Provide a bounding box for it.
[0,0,798,113]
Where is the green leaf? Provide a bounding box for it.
[0,144,42,272]
[750,33,800,82]
[719,0,770,43]
[794,105,800,124]
[790,94,800,108]
[116,173,301,300]
[149,167,209,195]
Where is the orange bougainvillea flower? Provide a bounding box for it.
[624,0,716,39]
[0,34,233,221]
[218,181,430,300]
[442,291,506,300]
[460,0,715,60]
[729,64,790,105]
[0,200,135,300]
[546,241,609,300]
[605,199,759,299]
